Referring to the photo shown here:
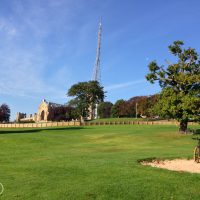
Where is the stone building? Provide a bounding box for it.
[16,112,37,123]
[37,99,64,121]
[16,99,66,122]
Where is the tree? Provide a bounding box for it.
[67,81,105,119]
[52,106,75,121]
[126,95,158,118]
[67,99,80,119]
[0,104,10,122]
[146,41,200,132]
[98,101,113,118]
[111,99,128,118]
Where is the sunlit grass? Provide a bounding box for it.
[91,117,145,122]
[0,125,200,199]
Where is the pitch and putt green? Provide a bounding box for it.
[0,125,200,200]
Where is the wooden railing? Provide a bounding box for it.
[0,121,198,128]
[0,121,81,128]
[81,121,177,126]
[81,121,198,126]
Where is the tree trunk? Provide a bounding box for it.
[80,116,84,123]
[179,120,188,133]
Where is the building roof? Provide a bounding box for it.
[42,99,64,107]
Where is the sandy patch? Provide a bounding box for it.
[142,159,200,173]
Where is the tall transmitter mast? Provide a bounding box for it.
[90,19,102,119]
[93,19,102,81]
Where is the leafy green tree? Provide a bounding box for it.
[67,81,105,119]
[66,99,81,120]
[138,95,158,117]
[98,101,113,118]
[126,95,158,118]
[111,99,128,118]
[147,94,159,117]
[0,104,10,122]
[51,106,75,121]
[146,41,200,132]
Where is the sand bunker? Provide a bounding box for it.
[142,159,200,173]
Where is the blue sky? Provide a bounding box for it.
[0,0,200,120]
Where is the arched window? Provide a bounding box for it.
[41,110,45,121]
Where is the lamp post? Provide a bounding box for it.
[135,102,138,119]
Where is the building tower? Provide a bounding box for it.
[90,19,102,119]
[93,18,102,82]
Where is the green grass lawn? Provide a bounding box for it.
[0,125,200,200]
[91,118,145,122]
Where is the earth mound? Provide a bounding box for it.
[141,159,200,173]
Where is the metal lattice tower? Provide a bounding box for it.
[93,19,102,82]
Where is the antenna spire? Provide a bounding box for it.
[93,18,102,82]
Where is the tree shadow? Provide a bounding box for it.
[0,126,84,134]
[194,129,200,135]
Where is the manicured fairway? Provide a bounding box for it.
[0,125,200,200]
[91,118,145,122]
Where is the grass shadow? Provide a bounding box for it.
[194,129,200,134]
[137,157,157,163]
[0,126,85,134]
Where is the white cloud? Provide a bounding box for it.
[0,1,79,100]
[105,79,145,91]
[0,0,103,103]
[0,18,17,38]
[0,45,46,97]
